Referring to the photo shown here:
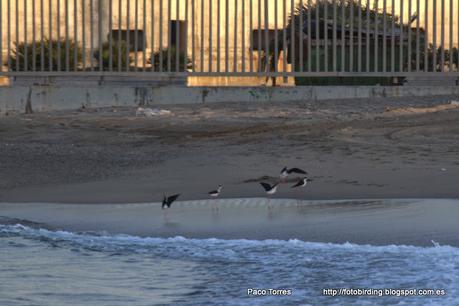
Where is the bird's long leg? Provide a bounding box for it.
[163,209,169,223]
[215,199,219,213]
[296,189,301,208]
[209,199,214,212]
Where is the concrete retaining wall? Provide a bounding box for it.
[2,76,459,115]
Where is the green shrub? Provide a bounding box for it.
[94,40,131,70]
[9,39,82,71]
[150,47,191,72]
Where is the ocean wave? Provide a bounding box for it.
[2,223,459,305]
[2,223,459,255]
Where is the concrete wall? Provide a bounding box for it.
[2,76,459,116]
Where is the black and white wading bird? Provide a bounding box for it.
[162,194,180,209]
[260,182,278,210]
[209,185,223,197]
[291,177,312,206]
[162,193,180,221]
[291,177,312,188]
[208,185,223,211]
[280,167,308,182]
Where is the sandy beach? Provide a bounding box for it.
[0,95,458,203]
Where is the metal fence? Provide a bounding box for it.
[1,0,459,79]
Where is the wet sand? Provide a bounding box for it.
[1,199,459,246]
[0,95,458,203]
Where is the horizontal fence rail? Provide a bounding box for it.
[1,0,459,81]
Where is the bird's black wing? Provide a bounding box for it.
[167,194,180,205]
[260,182,272,191]
[288,168,307,175]
[291,180,303,188]
[208,190,218,195]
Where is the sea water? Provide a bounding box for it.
[1,224,458,306]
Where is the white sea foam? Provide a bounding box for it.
[2,223,458,255]
[1,223,459,306]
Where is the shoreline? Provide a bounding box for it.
[1,198,459,247]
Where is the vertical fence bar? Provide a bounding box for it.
[159,0,163,72]
[341,0,345,72]
[283,0,287,76]
[350,0,354,72]
[82,0,86,71]
[407,0,411,72]
[98,0,103,71]
[365,0,370,72]
[15,0,18,71]
[449,0,452,71]
[416,0,420,71]
[209,0,213,72]
[318,0,321,72]
[49,0,53,71]
[226,0,230,72]
[390,0,395,72]
[324,0,328,72]
[74,0,78,70]
[357,0,362,72]
[185,0,188,72]
[256,0,260,73]
[0,0,3,70]
[200,0,204,72]
[134,0,138,71]
[151,0,155,71]
[424,0,428,72]
[7,0,11,71]
[299,0,303,72]
[143,0,146,71]
[119,0,123,71]
[40,0,44,71]
[65,0,69,71]
[374,0,378,72]
[399,0,404,72]
[168,0,172,72]
[90,0,94,70]
[126,0,131,71]
[264,0,270,77]
[440,0,445,72]
[24,0,27,71]
[235,0,239,72]
[290,0,295,73]
[191,0,195,72]
[57,0,61,71]
[109,0,113,71]
[176,0,180,72]
[307,0,311,72]
[32,0,36,71]
[217,0,221,72]
[383,0,387,72]
[333,0,337,72]
[264,0,268,75]
[242,0,246,72]
[432,0,436,71]
[144,0,147,72]
[274,0,278,73]
[249,0,253,72]
[391,0,394,72]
